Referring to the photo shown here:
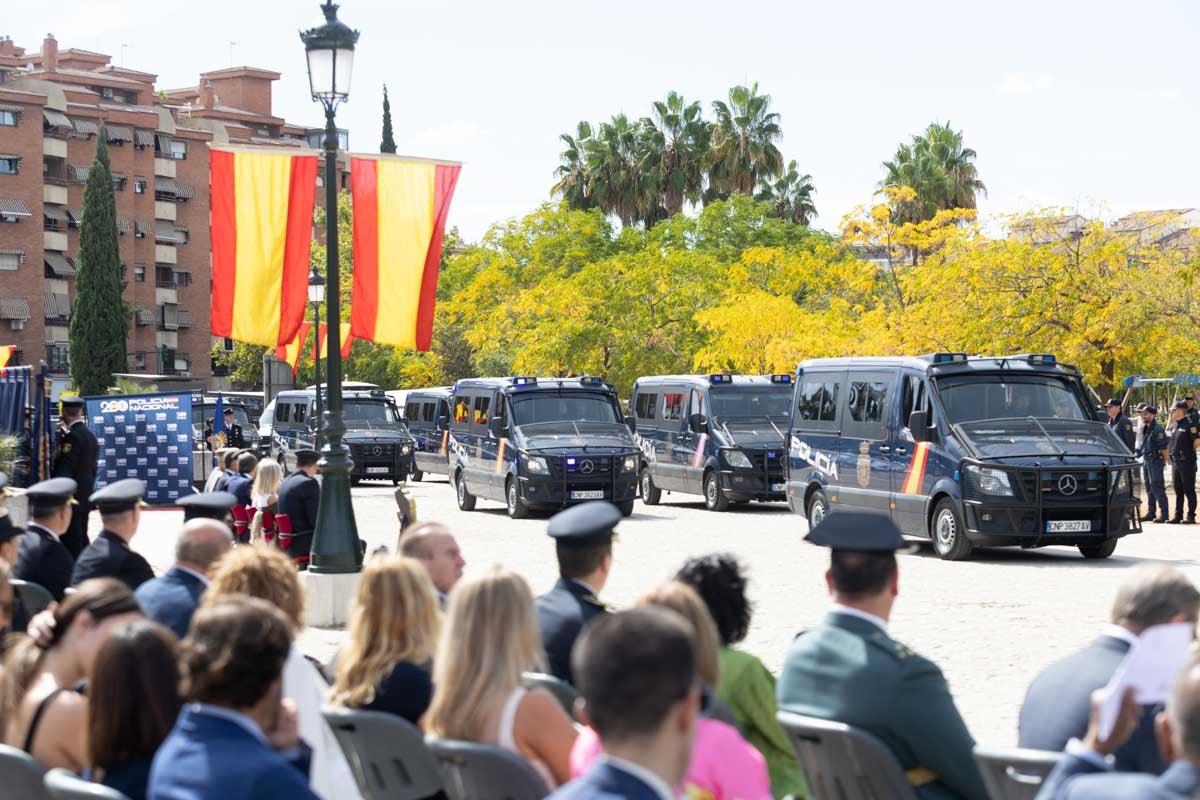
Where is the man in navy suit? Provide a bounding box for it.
[148,597,318,800]
[1020,565,1200,774]
[548,608,699,800]
[1035,655,1200,799]
[225,452,257,508]
[136,518,234,638]
[536,502,619,685]
[276,450,320,561]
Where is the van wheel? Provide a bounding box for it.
[411,468,423,482]
[456,471,476,511]
[704,470,730,512]
[505,478,529,519]
[807,489,829,529]
[931,498,973,560]
[640,469,661,505]
[1079,539,1118,559]
[617,500,635,517]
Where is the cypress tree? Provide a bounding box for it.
[69,124,127,395]
[380,84,397,154]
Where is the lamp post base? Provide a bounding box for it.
[298,569,361,628]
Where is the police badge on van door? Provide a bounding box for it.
[857,441,871,488]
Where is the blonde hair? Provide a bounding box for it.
[251,460,283,500]
[637,581,721,688]
[330,555,441,708]
[202,546,305,632]
[426,566,542,740]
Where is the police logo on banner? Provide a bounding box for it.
[86,392,196,504]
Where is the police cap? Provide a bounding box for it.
[89,478,147,514]
[547,501,621,549]
[1105,398,1122,408]
[0,514,20,544]
[59,395,85,412]
[1173,400,1189,411]
[804,511,915,553]
[294,449,320,468]
[178,491,237,521]
[25,478,78,512]
[222,407,235,416]
[1142,404,1159,415]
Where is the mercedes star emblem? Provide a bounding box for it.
[371,445,383,457]
[1057,474,1078,496]
[580,459,595,475]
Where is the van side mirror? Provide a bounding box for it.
[624,414,637,433]
[908,410,933,442]
[488,416,505,439]
[689,413,708,434]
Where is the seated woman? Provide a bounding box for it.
[677,553,807,800]
[249,460,283,544]
[571,580,773,800]
[0,579,142,771]
[426,566,576,788]
[87,620,181,800]
[330,555,440,725]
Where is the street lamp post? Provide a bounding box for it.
[307,266,326,451]
[301,1,360,574]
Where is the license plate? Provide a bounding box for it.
[366,466,390,474]
[570,490,605,500]
[1046,520,1090,533]
[770,483,786,492]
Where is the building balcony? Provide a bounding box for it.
[153,157,175,178]
[154,244,176,264]
[44,231,68,252]
[154,201,176,222]
[155,286,178,305]
[155,330,179,348]
[43,184,68,205]
[42,137,68,159]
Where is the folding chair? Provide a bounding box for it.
[427,739,548,800]
[44,768,131,799]
[0,743,50,800]
[259,509,277,545]
[10,579,54,617]
[521,672,577,719]
[322,706,445,800]
[777,710,919,800]
[973,745,1060,800]
[274,513,310,570]
[229,504,251,544]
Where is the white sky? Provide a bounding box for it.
[7,0,1200,240]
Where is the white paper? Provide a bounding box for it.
[1098,621,1194,739]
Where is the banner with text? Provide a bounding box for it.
[86,392,196,504]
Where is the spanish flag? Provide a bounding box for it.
[315,322,355,360]
[0,345,13,369]
[210,147,318,347]
[350,156,461,351]
[275,322,313,376]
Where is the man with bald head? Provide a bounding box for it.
[135,518,234,638]
[398,521,465,603]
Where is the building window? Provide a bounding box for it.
[133,352,146,370]
[0,157,19,175]
[46,344,70,373]
[173,270,192,287]
[222,337,234,352]
[0,110,17,127]
[133,176,146,194]
[169,140,186,160]
[112,175,127,192]
[134,265,145,283]
[155,265,173,288]
[0,251,19,270]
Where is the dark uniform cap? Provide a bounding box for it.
[222,408,235,416]
[59,395,85,411]
[1105,399,1122,408]
[0,514,20,544]
[1142,404,1159,415]
[294,449,320,467]
[90,478,147,513]
[546,501,621,549]
[1173,400,1190,411]
[804,511,914,552]
[178,491,238,521]
[24,478,78,511]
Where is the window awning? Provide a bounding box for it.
[0,298,31,320]
[0,199,32,218]
[110,171,127,181]
[115,216,131,234]
[44,290,71,317]
[43,109,71,128]
[43,206,68,223]
[105,124,133,141]
[44,252,76,277]
[135,309,154,325]
[154,176,178,195]
[173,223,189,233]
[155,219,179,243]
[173,181,195,199]
[0,153,21,161]
[177,310,193,327]
[135,219,152,236]
[171,263,192,274]
[67,209,82,224]
[70,117,98,135]
[0,104,23,114]
[68,164,89,183]
[134,130,154,148]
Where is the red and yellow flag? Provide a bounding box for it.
[0,346,14,369]
[275,322,313,376]
[350,156,461,351]
[315,322,355,360]
[210,147,318,347]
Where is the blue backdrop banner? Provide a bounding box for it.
[86,392,195,504]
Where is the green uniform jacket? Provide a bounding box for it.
[776,611,989,800]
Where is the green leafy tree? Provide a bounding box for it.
[69,125,128,395]
[882,121,985,223]
[380,84,397,154]
[709,83,784,197]
[756,160,817,226]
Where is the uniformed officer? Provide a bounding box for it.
[777,512,989,800]
[52,396,97,559]
[277,450,320,562]
[1139,405,1169,524]
[1104,399,1136,453]
[1186,396,1200,429]
[223,407,246,449]
[70,478,155,591]
[178,491,238,523]
[12,478,77,601]
[535,501,618,685]
[1167,400,1199,524]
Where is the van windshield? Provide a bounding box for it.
[343,400,400,424]
[510,392,621,427]
[709,386,793,423]
[937,375,1088,424]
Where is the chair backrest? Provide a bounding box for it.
[0,743,50,800]
[230,505,251,523]
[322,706,445,800]
[972,745,1061,800]
[11,579,54,617]
[275,512,293,534]
[260,509,276,532]
[427,739,548,800]
[521,672,577,719]
[44,768,131,800]
[777,710,919,800]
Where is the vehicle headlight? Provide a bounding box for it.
[621,455,638,473]
[401,445,411,455]
[725,449,753,469]
[964,464,1014,496]
[526,456,549,475]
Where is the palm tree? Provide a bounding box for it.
[552,121,596,211]
[643,91,710,216]
[584,114,653,228]
[709,83,784,196]
[923,122,986,210]
[881,122,985,222]
[756,160,817,225]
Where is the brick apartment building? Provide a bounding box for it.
[0,34,347,390]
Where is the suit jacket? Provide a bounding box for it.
[536,578,607,685]
[777,611,989,800]
[53,420,97,559]
[548,759,668,800]
[227,473,253,507]
[214,469,237,493]
[1020,633,1165,774]
[71,530,155,591]
[13,522,75,601]
[148,707,318,800]
[277,472,319,534]
[135,566,206,639]
[1034,755,1200,800]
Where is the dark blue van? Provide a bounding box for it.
[786,353,1141,560]
[402,387,453,481]
[448,377,640,518]
[630,374,793,511]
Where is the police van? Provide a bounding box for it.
[630,374,793,511]
[786,353,1141,560]
[402,387,453,481]
[448,376,640,518]
[269,388,414,483]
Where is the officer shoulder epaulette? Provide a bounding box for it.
[864,630,914,661]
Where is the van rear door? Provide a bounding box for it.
[836,370,899,514]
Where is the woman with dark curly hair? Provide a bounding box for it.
[677,553,807,800]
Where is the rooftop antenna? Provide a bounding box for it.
[120,43,128,66]
[228,41,238,68]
